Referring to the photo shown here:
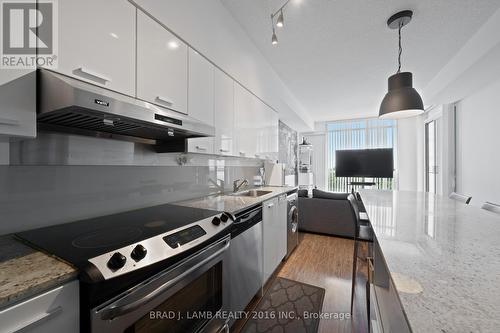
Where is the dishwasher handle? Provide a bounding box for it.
[233,206,262,226]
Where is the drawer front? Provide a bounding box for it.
[0,281,79,333]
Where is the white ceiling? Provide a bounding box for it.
[221,0,500,122]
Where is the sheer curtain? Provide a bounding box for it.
[326,118,397,192]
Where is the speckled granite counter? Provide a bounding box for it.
[174,186,298,214]
[359,189,500,333]
[0,235,77,309]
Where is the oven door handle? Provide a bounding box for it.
[99,238,230,321]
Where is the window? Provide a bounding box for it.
[326,118,396,192]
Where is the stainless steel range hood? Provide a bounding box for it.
[36,69,214,152]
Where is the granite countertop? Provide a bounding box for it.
[0,235,77,309]
[359,189,500,333]
[174,186,298,214]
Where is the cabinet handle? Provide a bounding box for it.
[239,151,246,156]
[11,306,62,333]
[255,154,260,158]
[195,146,207,151]
[219,149,230,153]
[155,96,174,107]
[74,67,111,83]
[267,203,274,208]
[0,117,20,126]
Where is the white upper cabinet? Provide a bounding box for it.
[234,83,258,158]
[56,0,135,96]
[269,108,279,159]
[262,105,279,160]
[0,70,36,139]
[214,69,234,156]
[187,48,215,154]
[137,11,188,114]
[187,48,214,124]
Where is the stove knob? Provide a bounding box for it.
[220,213,229,223]
[131,244,147,261]
[107,252,126,270]
[212,216,221,226]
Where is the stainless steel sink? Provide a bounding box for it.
[231,190,272,197]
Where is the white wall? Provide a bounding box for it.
[424,7,500,106]
[456,77,500,206]
[131,0,313,131]
[397,117,420,191]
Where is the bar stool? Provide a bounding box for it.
[449,192,472,204]
[346,194,373,317]
[481,202,500,215]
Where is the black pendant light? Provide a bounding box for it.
[379,10,424,119]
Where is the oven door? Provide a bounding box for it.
[91,236,230,333]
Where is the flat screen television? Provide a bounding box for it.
[335,148,394,178]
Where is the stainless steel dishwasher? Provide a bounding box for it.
[228,204,263,326]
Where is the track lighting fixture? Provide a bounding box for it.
[270,0,291,45]
[276,10,284,28]
[271,29,278,45]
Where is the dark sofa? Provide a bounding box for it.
[298,189,364,238]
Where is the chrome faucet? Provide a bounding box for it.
[233,178,249,192]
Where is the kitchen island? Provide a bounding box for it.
[359,189,500,333]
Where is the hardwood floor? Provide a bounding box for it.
[232,232,369,333]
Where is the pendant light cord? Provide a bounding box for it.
[397,21,403,73]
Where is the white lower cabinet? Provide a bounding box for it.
[262,195,288,283]
[0,280,79,333]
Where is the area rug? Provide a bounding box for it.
[240,277,325,333]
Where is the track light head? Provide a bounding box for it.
[276,10,284,28]
[271,31,278,45]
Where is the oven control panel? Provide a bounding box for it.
[88,212,233,281]
[163,225,207,249]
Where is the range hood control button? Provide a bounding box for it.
[107,252,126,270]
[131,244,147,261]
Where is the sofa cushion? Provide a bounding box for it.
[298,189,308,197]
[312,189,349,200]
